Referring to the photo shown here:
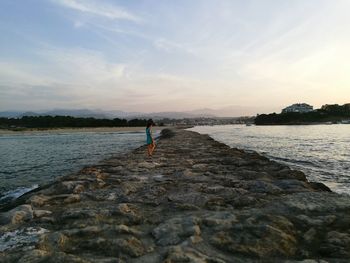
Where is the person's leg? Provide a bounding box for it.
[150,142,156,155]
[147,144,152,156]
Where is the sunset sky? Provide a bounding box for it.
[0,0,349,115]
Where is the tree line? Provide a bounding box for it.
[0,116,151,129]
[255,104,350,125]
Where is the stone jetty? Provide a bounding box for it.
[1,129,350,262]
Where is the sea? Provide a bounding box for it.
[0,124,349,208]
[0,130,149,207]
[189,124,350,195]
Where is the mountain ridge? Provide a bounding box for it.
[0,105,275,119]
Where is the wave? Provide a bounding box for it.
[0,185,39,205]
[267,155,316,166]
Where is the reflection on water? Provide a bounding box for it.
[0,131,146,205]
[190,124,350,195]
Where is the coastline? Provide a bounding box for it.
[0,126,169,135]
[255,122,348,126]
[1,128,350,262]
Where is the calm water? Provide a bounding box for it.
[190,125,350,195]
[0,131,149,206]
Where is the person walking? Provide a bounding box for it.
[146,119,156,156]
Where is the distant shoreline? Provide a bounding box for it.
[0,126,169,135]
[255,122,349,126]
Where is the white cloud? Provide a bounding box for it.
[0,45,215,111]
[38,47,126,83]
[0,62,52,86]
[3,0,350,112]
[154,38,194,54]
[73,20,84,28]
[52,0,140,22]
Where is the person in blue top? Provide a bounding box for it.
[146,119,156,156]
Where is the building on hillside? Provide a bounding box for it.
[282,103,313,113]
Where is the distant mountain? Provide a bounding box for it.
[0,111,25,118]
[128,111,215,120]
[0,105,276,120]
[19,111,42,117]
[43,109,109,119]
[0,109,111,119]
[186,105,282,117]
[103,110,143,118]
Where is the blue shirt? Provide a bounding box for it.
[146,127,152,144]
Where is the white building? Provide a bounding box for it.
[282,103,313,113]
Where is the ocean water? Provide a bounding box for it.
[190,124,350,195]
[0,131,150,206]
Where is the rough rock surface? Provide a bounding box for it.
[1,129,349,262]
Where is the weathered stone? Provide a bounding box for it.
[183,169,196,176]
[28,195,50,207]
[106,192,117,201]
[245,180,283,194]
[120,182,141,195]
[2,128,349,262]
[192,163,207,170]
[303,228,317,243]
[274,179,309,192]
[164,246,226,263]
[73,184,85,194]
[33,210,52,218]
[319,231,350,257]
[296,214,337,227]
[59,208,98,220]
[282,192,350,212]
[211,224,297,258]
[139,161,156,169]
[210,214,298,258]
[114,237,145,257]
[152,216,201,246]
[115,203,142,223]
[202,211,237,230]
[63,194,81,204]
[57,181,79,193]
[0,204,33,225]
[18,249,50,263]
[37,232,69,252]
[113,224,142,236]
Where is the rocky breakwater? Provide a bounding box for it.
[1,129,350,262]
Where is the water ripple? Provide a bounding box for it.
[190,124,350,195]
[0,131,148,206]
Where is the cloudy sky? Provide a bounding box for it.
[0,0,349,115]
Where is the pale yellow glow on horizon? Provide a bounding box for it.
[0,0,349,115]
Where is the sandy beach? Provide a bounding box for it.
[0,126,170,135]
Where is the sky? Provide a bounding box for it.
[0,0,349,115]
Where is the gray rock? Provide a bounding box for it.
[319,231,350,258]
[18,249,50,263]
[303,228,317,243]
[282,192,350,212]
[202,211,238,230]
[63,194,81,204]
[139,161,156,169]
[28,195,51,207]
[0,205,33,225]
[152,216,201,246]
[33,210,52,218]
